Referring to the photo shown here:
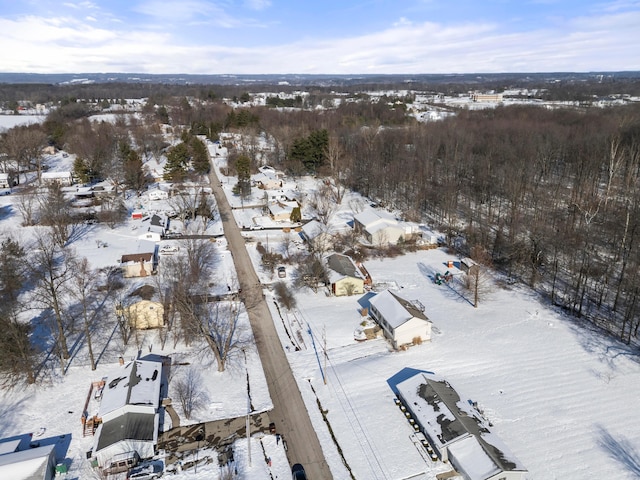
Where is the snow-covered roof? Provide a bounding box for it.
[120,240,157,263]
[396,372,527,479]
[0,443,55,480]
[300,219,326,239]
[354,208,397,228]
[98,360,162,418]
[369,290,428,329]
[326,253,362,279]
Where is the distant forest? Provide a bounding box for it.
[2,76,640,346]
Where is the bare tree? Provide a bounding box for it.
[0,124,47,182]
[28,232,75,371]
[15,186,38,226]
[173,366,208,420]
[195,301,246,372]
[38,183,74,247]
[67,258,117,370]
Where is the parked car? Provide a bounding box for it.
[249,224,264,230]
[291,464,307,480]
[127,460,163,480]
[164,231,183,239]
[159,245,179,254]
[277,266,286,278]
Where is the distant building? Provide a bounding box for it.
[470,92,503,103]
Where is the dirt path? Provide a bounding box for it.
[208,161,333,479]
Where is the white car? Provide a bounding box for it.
[249,224,264,230]
[159,245,179,255]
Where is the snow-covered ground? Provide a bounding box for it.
[1,136,639,480]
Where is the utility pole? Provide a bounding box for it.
[323,325,327,386]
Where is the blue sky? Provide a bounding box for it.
[0,0,638,74]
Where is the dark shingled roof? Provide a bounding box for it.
[96,412,156,451]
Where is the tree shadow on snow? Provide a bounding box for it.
[597,424,640,477]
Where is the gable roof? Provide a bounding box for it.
[95,412,157,451]
[326,253,362,279]
[354,208,397,228]
[369,290,429,328]
[120,240,156,264]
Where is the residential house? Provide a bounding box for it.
[395,371,528,480]
[120,241,157,278]
[353,209,419,246]
[254,166,283,190]
[368,290,431,349]
[0,172,18,189]
[137,214,169,242]
[268,199,298,222]
[0,435,58,480]
[40,171,74,186]
[92,359,164,470]
[326,253,366,296]
[123,300,165,330]
[300,220,334,253]
[147,189,169,201]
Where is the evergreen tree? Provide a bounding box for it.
[190,137,210,174]
[163,142,190,181]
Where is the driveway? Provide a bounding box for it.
[207,160,333,479]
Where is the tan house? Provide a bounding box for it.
[120,241,157,278]
[368,290,431,349]
[326,253,366,296]
[124,300,164,329]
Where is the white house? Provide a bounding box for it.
[368,290,431,349]
[353,209,419,246]
[395,371,528,480]
[40,171,74,186]
[300,220,334,253]
[326,253,365,297]
[254,166,283,190]
[147,189,169,201]
[92,359,164,469]
[0,172,17,189]
[0,436,57,480]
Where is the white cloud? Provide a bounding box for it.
[0,7,638,74]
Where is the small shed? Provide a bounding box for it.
[460,257,479,276]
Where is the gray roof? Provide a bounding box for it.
[326,254,361,278]
[95,412,156,451]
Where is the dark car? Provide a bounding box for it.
[291,463,307,480]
